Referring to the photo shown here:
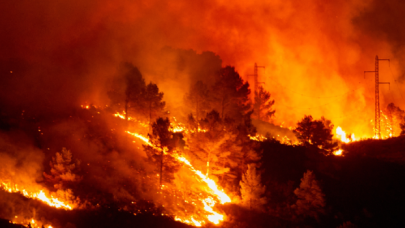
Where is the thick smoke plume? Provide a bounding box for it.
[1,0,405,225]
[1,0,405,137]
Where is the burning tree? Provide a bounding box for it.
[239,164,266,210]
[292,170,325,220]
[192,110,228,177]
[144,117,181,189]
[386,103,405,136]
[43,148,81,190]
[294,115,338,155]
[253,86,275,122]
[107,62,146,121]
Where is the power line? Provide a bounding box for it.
[275,95,350,110]
[271,79,356,99]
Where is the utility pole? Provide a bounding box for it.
[248,63,265,99]
[364,55,390,139]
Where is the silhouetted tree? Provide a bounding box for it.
[253,86,275,122]
[192,110,228,177]
[184,80,211,122]
[144,118,181,189]
[231,111,260,177]
[293,115,338,155]
[43,148,81,190]
[240,164,266,210]
[212,66,251,121]
[142,82,165,129]
[107,63,146,121]
[292,170,325,220]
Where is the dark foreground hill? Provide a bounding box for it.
[260,137,405,228]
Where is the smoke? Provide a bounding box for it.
[1,1,405,135]
[0,131,45,191]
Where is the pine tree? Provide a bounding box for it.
[43,148,81,190]
[107,63,146,121]
[184,80,211,122]
[194,110,228,177]
[294,115,338,155]
[212,66,251,121]
[253,86,275,122]
[144,118,181,189]
[240,164,266,210]
[142,82,165,128]
[293,170,325,219]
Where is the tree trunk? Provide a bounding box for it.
[149,101,152,133]
[160,149,163,190]
[125,99,129,121]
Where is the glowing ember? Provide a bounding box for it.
[333,149,343,156]
[0,181,73,210]
[8,217,54,228]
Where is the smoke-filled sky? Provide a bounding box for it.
[1,0,405,137]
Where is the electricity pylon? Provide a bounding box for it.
[248,63,265,99]
[364,55,390,139]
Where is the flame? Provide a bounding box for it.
[8,217,54,228]
[114,111,133,121]
[333,149,343,156]
[0,181,73,210]
[125,129,230,225]
[336,126,356,143]
[248,134,298,145]
[173,155,231,204]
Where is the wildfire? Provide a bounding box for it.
[333,149,343,156]
[0,181,73,210]
[125,130,230,226]
[9,217,53,228]
[336,126,356,143]
[248,134,298,145]
[173,155,231,204]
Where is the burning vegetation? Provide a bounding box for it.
[2,0,405,227]
[2,59,405,228]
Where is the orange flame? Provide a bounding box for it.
[0,181,73,210]
[336,126,356,143]
[333,149,343,156]
[125,130,230,226]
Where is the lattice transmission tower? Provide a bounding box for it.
[248,63,265,99]
[364,55,390,139]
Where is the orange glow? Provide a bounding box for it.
[336,126,356,143]
[124,128,230,226]
[333,149,343,156]
[126,130,230,225]
[8,217,54,228]
[0,181,73,210]
[248,134,299,145]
